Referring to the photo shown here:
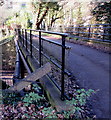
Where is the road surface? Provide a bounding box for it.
[65,41,110,118]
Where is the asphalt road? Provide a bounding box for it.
[65,42,110,118]
[32,35,110,118]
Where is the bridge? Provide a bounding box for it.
[1,24,111,118]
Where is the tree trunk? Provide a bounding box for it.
[36,3,42,23]
[50,16,63,27]
[36,6,49,29]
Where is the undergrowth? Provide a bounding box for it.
[2,83,96,119]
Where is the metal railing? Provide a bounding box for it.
[52,24,111,43]
[17,28,70,100]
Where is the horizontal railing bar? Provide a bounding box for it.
[67,31,111,36]
[22,29,68,37]
[23,33,71,49]
[31,42,71,76]
[21,37,71,76]
[34,34,62,46]
[33,34,71,49]
[65,26,111,29]
[41,37,68,48]
[89,38,111,42]
[39,30,68,36]
[83,23,111,26]
[70,35,111,42]
[65,24,111,27]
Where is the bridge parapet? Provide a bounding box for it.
[16,28,72,100]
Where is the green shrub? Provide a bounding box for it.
[23,92,45,107]
[64,89,96,118]
[2,91,21,105]
[41,89,95,119]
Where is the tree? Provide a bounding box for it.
[76,4,84,25]
[5,11,32,29]
[92,1,111,24]
[31,1,63,30]
[49,6,63,28]
[92,1,111,40]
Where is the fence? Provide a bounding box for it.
[52,24,111,43]
[17,29,71,100]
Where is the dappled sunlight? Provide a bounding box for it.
[0,0,110,119]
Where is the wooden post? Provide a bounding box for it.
[7,62,51,92]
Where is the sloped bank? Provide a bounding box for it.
[0,36,16,88]
[1,36,16,71]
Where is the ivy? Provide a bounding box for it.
[2,91,21,105]
[65,89,96,118]
[23,92,45,107]
[42,107,57,118]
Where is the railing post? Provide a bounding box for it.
[25,29,27,51]
[30,30,32,57]
[22,29,24,46]
[61,35,65,100]
[18,29,20,39]
[88,25,91,40]
[103,25,105,42]
[109,24,111,42]
[19,29,21,40]
[77,26,80,36]
[39,31,42,67]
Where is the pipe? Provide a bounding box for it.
[13,38,32,84]
[13,47,21,83]
[15,38,32,74]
